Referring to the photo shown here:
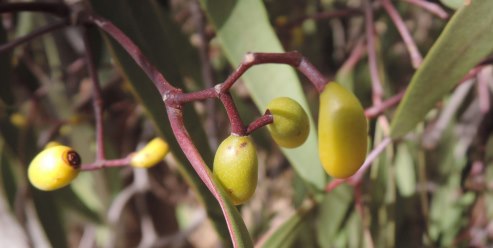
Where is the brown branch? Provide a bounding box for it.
[82,27,106,162]
[365,89,406,118]
[0,19,69,53]
[363,0,384,105]
[79,13,178,96]
[81,157,132,171]
[381,0,423,69]
[0,2,69,17]
[246,111,273,135]
[166,105,246,247]
[403,0,449,20]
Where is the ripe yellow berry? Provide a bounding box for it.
[28,146,81,191]
[44,141,63,149]
[130,138,169,168]
[213,135,258,205]
[318,82,368,179]
[266,97,310,148]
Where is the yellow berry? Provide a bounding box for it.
[130,138,169,168]
[28,146,81,191]
[266,97,310,148]
[213,135,258,205]
[44,141,63,149]
[318,82,368,179]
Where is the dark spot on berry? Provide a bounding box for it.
[240,142,247,148]
[67,151,81,169]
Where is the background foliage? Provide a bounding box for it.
[1,0,493,247]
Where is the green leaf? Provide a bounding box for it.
[259,201,316,248]
[394,144,416,197]
[200,0,326,190]
[390,0,493,138]
[90,0,247,245]
[440,0,464,10]
[316,185,353,247]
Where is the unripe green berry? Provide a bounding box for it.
[266,97,310,148]
[213,135,258,205]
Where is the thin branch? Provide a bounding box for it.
[297,57,327,92]
[363,0,384,105]
[166,105,245,248]
[221,52,303,92]
[326,137,392,192]
[0,19,68,54]
[338,38,366,74]
[173,87,217,104]
[192,0,218,148]
[364,89,406,118]
[82,27,106,162]
[219,92,246,135]
[476,66,491,114]
[79,13,178,96]
[81,157,131,171]
[0,2,69,17]
[381,0,423,69]
[403,0,449,20]
[282,8,363,29]
[246,111,273,135]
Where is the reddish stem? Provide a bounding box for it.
[0,2,69,16]
[338,38,366,74]
[363,0,384,105]
[82,27,106,162]
[381,0,423,69]
[166,105,242,247]
[365,89,406,118]
[326,137,392,192]
[79,14,178,96]
[0,19,69,53]
[219,92,246,135]
[81,157,132,171]
[246,111,273,135]
[404,0,449,20]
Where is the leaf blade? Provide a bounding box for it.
[390,0,493,138]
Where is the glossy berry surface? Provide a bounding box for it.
[131,137,169,168]
[28,145,81,191]
[318,82,368,179]
[213,135,258,205]
[266,97,310,148]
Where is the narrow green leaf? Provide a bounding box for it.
[316,185,353,247]
[440,0,464,9]
[390,0,493,138]
[200,0,326,190]
[0,138,18,208]
[395,144,416,197]
[259,201,316,248]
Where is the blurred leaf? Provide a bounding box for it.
[395,144,416,197]
[0,25,13,106]
[200,0,326,190]
[0,138,18,208]
[440,0,464,10]
[55,187,101,223]
[316,185,353,247]
[259,201,315,248]
[31,190,68,248]
[391,0,493,138]
[90,0,247,245]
